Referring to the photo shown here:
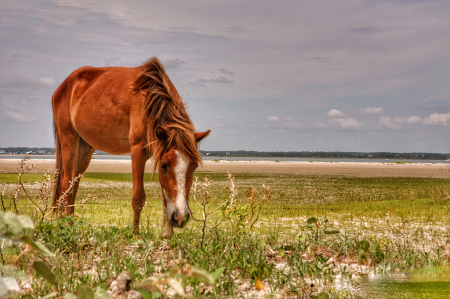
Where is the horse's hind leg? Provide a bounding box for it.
[58,131,80,215]
[59,136,94,215]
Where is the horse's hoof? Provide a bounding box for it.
[161,232,172,239]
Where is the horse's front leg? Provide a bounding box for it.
[130,145,149,234]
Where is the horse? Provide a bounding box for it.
[51,57,210,238]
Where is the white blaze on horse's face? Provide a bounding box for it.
[160,149,194,228]
[174,150,189,216]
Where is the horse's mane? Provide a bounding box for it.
[131,57,201,172]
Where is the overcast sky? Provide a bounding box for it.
[1,0,449,153]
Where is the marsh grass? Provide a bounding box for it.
[2,165,450,298]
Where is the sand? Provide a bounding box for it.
[1,157,449,178]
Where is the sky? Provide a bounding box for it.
[1,0,449,153]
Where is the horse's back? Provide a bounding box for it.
[52,65,145,154]
[53,66,121,109]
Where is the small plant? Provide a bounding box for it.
[299,217,340,243]
[8,154,36,213]
[135,258,224,298]
[3,155,94,224]
[0,210,54,298]
[0,188,6,212]
[245,184,271,241]
[190,172,271,246]
[190,172,237,249]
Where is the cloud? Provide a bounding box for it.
[422,112,450,127]
[378,116,402,130]
[349,27,381,34]
[169,26,197,32]
[189,78,208,87]
[208,76,234,84]
[164,58,186,70]
[6,111,35,122]
[189,76,234,87]
[267,116,294,122]
[327,109,345,118]
[38,77,57,87]
[0,73,57,89]
[219,68,234,77]
[227,25,248,33]
[394,115,422,125]
[381,112,450,129]
[330,118,363,129]
[360,107,384,115]
[405,116,422,124]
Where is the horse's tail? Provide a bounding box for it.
[52,118,63,212]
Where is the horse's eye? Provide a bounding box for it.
[161,163,168,170]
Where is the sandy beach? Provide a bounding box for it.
[1,157,449,178]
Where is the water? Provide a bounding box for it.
[1,154,449,164]
[358,268,450,298]
[202,156,450,164]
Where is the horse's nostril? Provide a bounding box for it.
[170,213,177,225]
[169,211,189,228]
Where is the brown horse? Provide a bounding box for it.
[51,57,210,237]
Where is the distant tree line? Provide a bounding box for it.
[1,147,449,160]
[200,150,450,160]
[0,147,56,155]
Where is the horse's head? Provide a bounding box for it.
[157,128,210,228]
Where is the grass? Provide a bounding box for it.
[0,173,157,184]
[0,173,48,184]
[2,166,450,298]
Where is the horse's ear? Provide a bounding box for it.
[156,126,169,141]
[195,130,211,143]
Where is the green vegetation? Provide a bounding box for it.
[0,173,47,184]
[83,172,157,182]
[359,266,450,298]
[0,173,157,184]
[1,159,450,298]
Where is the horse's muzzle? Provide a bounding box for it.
[169,210,190,228]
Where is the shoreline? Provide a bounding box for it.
[1,158,449,178]
[1,154,449,163]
